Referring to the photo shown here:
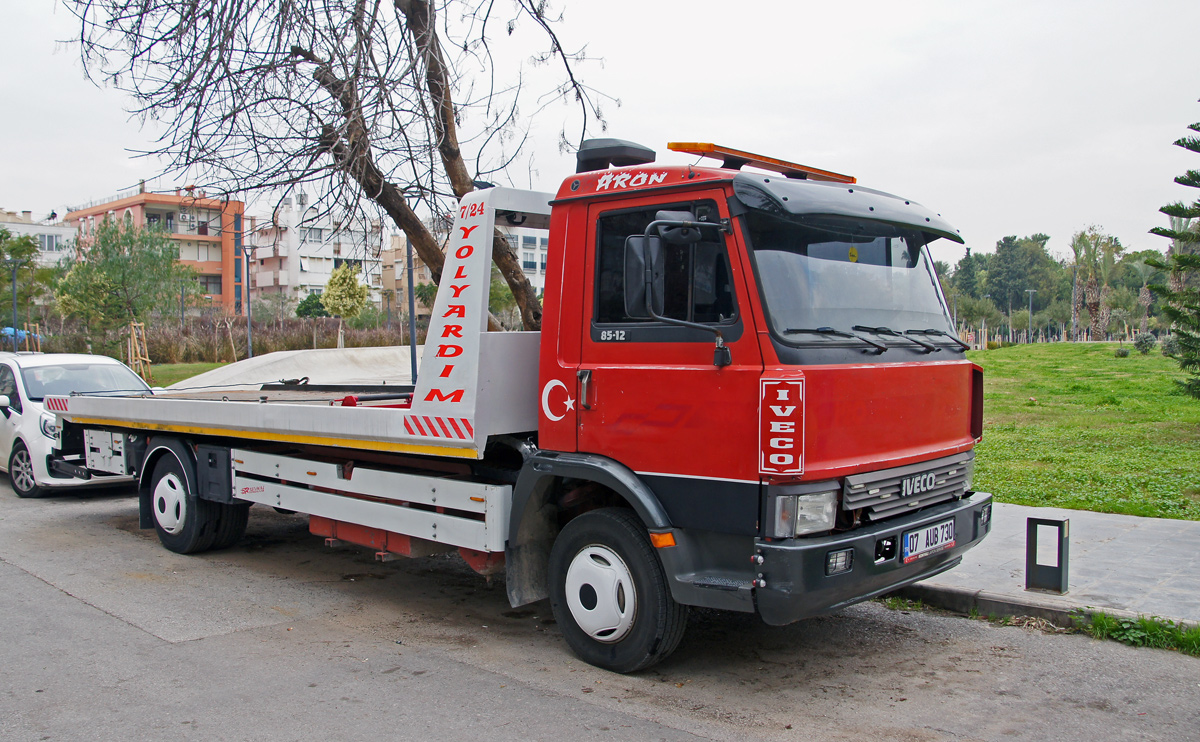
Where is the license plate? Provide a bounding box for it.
[902,518,956,563]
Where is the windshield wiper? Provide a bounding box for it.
[906,328,970,351]
[852,325,938,353]
[784,326,887,353]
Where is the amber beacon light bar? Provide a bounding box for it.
[667,142,856,184]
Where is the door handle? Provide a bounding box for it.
[577,369,592,410]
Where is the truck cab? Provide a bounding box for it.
[508,141,991,671]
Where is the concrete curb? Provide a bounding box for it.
[892,583,1200,631]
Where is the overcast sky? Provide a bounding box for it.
[3,1,1199,268]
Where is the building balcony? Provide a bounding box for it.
[255,270,292,287]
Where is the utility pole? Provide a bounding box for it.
[245,246,254,358]
[406,237,418,384]
[1025,289,1037,344]
[10,259,19,353]
[982,294,991,349]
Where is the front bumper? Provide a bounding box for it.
[754,491,992,625]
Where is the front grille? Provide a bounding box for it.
[842,452,973,521]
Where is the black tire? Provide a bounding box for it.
[149,455,216,554]
[9,442,46,499]
[208,502,250,550]
[548,508,688,673]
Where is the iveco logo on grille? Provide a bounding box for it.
[901,472,937,497]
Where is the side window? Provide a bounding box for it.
[0,366,20,413]
[595,200,736,326]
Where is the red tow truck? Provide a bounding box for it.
[49,140,991,672]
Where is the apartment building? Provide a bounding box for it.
[0,209,76,267]
[503,225,550,294]
[248,194,383,306]
[380,233,434,323]
[64,186,247,314]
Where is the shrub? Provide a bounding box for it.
[1114,346,1130,358]
[986,340,1001,350]
[1162,334,1180,356]
[1133,333,1156,354]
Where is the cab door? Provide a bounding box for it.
[575,191,764,535]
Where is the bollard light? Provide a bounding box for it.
[1025,517,1069,594]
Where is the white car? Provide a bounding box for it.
[0,353,151,498]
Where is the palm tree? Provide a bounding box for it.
[1069,231,1088,340]
[1130,258,1153,334]
[1076,227,1122,339]
[1077,229,1103,338]
[1097,238,1119,339]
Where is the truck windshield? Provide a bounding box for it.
[743,210,954,342]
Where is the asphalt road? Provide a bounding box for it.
[1,484,1197,741]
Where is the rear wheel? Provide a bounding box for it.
[150,455,216,554]
[9,442,45,498]
[209,502,250,550]
[548,508,688,673]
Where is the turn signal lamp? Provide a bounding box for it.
[650,531,677,548]
[667,142,856,183]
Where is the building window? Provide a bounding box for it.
[302,227,323,243]
[522,235,537,248]
[540,237,549,249]
[522,252,536,271]
[199,275,222,294]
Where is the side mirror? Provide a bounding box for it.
[623,235,665,319]
[0,395,9,418]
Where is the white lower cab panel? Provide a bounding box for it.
[230,449,511,553]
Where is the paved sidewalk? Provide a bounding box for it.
[898,502,1200,627]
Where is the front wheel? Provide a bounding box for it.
[548,508,688,673]
[9,442,45,498]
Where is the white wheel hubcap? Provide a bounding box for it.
[564,545,637,643]
[153,473,186,535]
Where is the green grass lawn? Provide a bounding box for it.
[969,343,1200,520]
[149,362,225,387]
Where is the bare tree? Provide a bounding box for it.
[66,0,613,331]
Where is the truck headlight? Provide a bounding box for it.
[767,485,838,538]
[40,413,59,440]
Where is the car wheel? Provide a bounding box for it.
[548,508,688,673]
[9,442,45,498]
[150,455,216,554]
